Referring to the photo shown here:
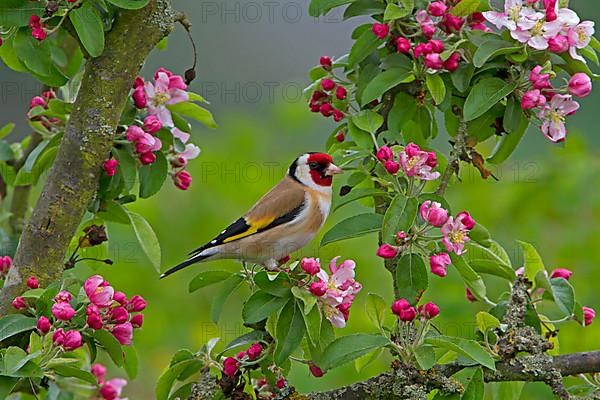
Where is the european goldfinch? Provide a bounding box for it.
[160,152,342,278]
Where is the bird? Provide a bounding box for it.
[160,152,343,278]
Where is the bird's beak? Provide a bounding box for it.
[325,163,343,176]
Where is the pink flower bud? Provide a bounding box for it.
[441,13,464,32]
[87,311,103,330]
[428,1,448,16]
[321,79,335,91]
[247,343,263,360]
[376,146,393,162]
[111,307,129,324]
[12,296,26,310]
[456,211,476,230]
[337,302,351,321]
[0,256,12,273]
[395,37,411,53]
[391,298,411,316]
[319,103,334,117]
[52,302,76,321]
[422,22,436,38]
[521,90,546,110]
[425,151,438,168]
[429,40,445,53]
[413,43,431,58]
[335,86,347,100]
[91,363,107,384]
[54,291,72,303]
[543,0,557,22]
[300,258,321,275]
[548,35,569,53]
[372,23,389,39]
[465,287,477,302]
[26,275,39,289]
[405,143,421,158]
[419,302,440,319]
[112,322,133,345]
[424,53,444,70]
[103,159,119,177]
[131,313,144,328]
[37,316,51,334]
[113,291,127,305]
[53,329,83,351]
[29,96,47,109]
[333,109,345,122]
[429,253,451,277]
[133,76,144,89]
[309,281,327,297]
[550,268,573,280]
[100,378,127,400]
[568,73,592,98]
[139,152,156,165]
[395,231,408,243]
[443,52,461,72]
[128,295,147,312]
[420,201,449,227]
[335,131,345,142]
[84,275,114,307]
[223,357,240,377]
[583,306,596,326]
[309,362,325,377]
[320,56,332,69]
[276,377,286,389]
[529,66,551,90]
[384,160,400,174]
[173,170,192,190]
[132,86,147,108]
[399,306,417,322]
[142,115,163,134]
[377,244,399,259]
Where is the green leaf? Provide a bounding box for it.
[395,254,428,304]
[503,96,524,135]
[383,0,414,20]
[382,194,418,243]
[219,331,265,357]
[352,110,384,133]
[348,28,380,67]
[365,293,387,330]
[303,305,322,346]
[167,102,217,128]
[361,69,414,105]
[94,330,124,367]
[127,211,161,273]
[292,286,317,314]
[308,0,355,17]
[138,151,168,198]
[354,348,384,372]
[517,241,545,283]
[426,74,446,105]
[242,290,290,324]
[321,213,383,246]
[450,253,488,302]
[0,123,15,140]
[463,78,517,121]
[472,38,520,67]
[347,120,374,150]
[550,278,575,316]
[105,0,150,9]
[425,336,495,370]
[388,92,417,134]
[319,334,390,370]
[464,242,514,281]
[211,274,244,323]
[490,382,525,400]
[333,188,387,211]
[451,0,480,16]
[113,147,137,193]
[123,345,139,379]
[274,299,305,365]
[451,63,475,93]
[254,271,292,297]
[461,367,485,400]
[188,270,233,293]
[156,359,199,400]
[51,365,97,385]
[0,1,45,26]
[70,3,105,57]
[476,311,500,333]
[0,315,37,342]
[413,345,436,370]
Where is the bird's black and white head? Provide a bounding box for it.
[289,152,342,190]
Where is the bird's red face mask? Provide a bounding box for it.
[307,153,343,187]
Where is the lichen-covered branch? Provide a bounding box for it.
[0,0,175,313]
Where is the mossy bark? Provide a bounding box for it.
[0,0,175,313]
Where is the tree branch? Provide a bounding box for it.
[0,0,175,313]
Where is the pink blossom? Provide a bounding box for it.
[413,43,432,58]
[420,201,449,227]
[430,253,451,277]
[223,357,240,377]
[37,316,51,334]
[300,257,321,275]
[456,211,476,230]
[173,170,192,190]
[536,94,579,142]
[142,115,163,134]
[84,275,114,307]
[144,70,189,127]
[309,281,327,296]
[53,329,83,351]
[320,56,332,69]
[543,0,557,22]
[112,322,133,345]
[568,73,592,98]
[529,65,552,90]
[12,296,26,310]
[416,10,436,38]
[419,302,440,319]
[428,1,447,17]
[441,216,471,255]
[111,307,129,324]
[483,0,528,31]
[91,363,107,384]
[391,298,411,316]
[52,302,76,321]
[550,268,573,280]
[441,13,465,32]
[377,244,399,259]
[510,11,562,50]
[567,21,595,62]
[521,89,547,110]
[139,152,156,165]
[113,291,127,305]
[54,291,72,303]
[429,40,445,54]
[321,78,335,91]
[372,23,389,39]
[132,86,147,108]
[399,306,417,321]
[376,146,393,162]
[399,143,440,180]
[583,306,596,326]
[87,309,103,330]
[100,378,128,400]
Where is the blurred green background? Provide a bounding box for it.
[2,0,600,398]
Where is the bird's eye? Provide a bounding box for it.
[309,162,319,169]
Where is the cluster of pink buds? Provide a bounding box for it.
[92,363,128,400]
[29,15,47,41]
[302,257,362,328]
[253,377,287,399]
[546,268,596,327]
[392,298,440,322]
[521,65,589,142]
[125,117,163,165]
[0,255,12,279]
[308,57,348,122]
[103,158,119,177]
[222,342,264,377]
[27,90,62,130]
[412,38,461,72]
[376,143,440,180]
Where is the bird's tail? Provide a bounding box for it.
[159,248,217,279]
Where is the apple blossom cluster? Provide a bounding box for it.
[27,0,79,42]
[521,65,591,142]
[91,363,129,400]
[302,257,362,329]
[483,0,594,60]
[13,275,146,349]
[307,57,348,121]
[391,298,440,322]
[27,89,63,131]
[376,143,440,180]
[253,376,287,400]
